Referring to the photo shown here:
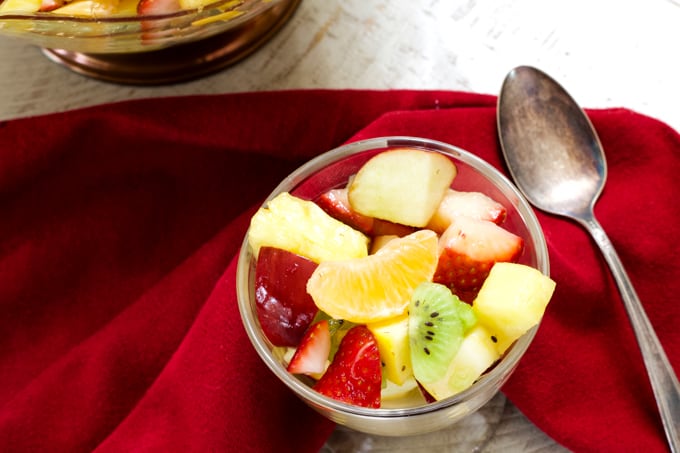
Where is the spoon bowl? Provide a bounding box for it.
[497,65,680,452]
[498,67,606,219]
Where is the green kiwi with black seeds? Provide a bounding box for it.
[408,282,476,384]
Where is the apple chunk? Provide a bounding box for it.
[316,188,416,237]
[348,148,457,227]
[419,324,500,400]
[255,246,319,347]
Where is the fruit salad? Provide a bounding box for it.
[0,0,243,19]
[247,147,556,409]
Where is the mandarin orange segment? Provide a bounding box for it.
[306,229,438,324]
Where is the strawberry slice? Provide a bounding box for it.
[137,0,181,44]
[427,189,507,234]
[434,216,523,301]
[316,188,416,237]
[137,0,179,15]
[39,0,64,12]
[314,325,382,408]
[287,320,331,376]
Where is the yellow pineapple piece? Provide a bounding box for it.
[247,192,368,263]
[181,0,236,10]
[51,0,119,16]
[421,325,500,400]
[381,375,425,406]
[0,0,41,13]
[115,0,138,15]
[369,234,398,254]
[472,262,556,353]
[368,314,412,385]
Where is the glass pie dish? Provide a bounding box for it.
[0,0,300,83]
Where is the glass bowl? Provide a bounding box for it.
[0,0,300,83]
[236,136,550,437]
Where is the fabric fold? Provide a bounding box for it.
[0,90,677,453]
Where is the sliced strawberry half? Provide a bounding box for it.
[287,320,331,376]
[427,189,507,234]
[314,325,382,408]
[39,0,65,12]
[137,0,181,44]
[315,188,416,237]
[137,0,180,15]
[434,216,523,301]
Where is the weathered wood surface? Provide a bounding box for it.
[0,0,678,130]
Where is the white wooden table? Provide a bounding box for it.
[1,0,678,130]
[1,0,678,450]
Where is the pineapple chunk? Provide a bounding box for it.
[115,0,138,15]
[472,262,556,353]
[0,0,41,13]
[368,314,412,385]
[421,325,500,400]
[248,192,369,263]
[381,375,423,405]
[369,234,398,254]
[51,0,119,16]
[348,148,457,227]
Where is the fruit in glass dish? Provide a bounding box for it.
[236,137,554,436]
[0,0,298,71]
[245,146,555,409]
[0,0,239,16]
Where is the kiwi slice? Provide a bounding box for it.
[408,282,476,384]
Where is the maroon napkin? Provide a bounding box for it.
[0,90,677,452]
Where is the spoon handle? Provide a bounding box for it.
[582,215,680,452]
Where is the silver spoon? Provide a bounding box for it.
[497,65,680,452]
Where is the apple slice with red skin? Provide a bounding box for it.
[255,246,319,347]
[316,188,416,237]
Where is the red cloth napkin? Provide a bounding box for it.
[0,90,678,453]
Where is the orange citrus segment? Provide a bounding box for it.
[306,229,438,323]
